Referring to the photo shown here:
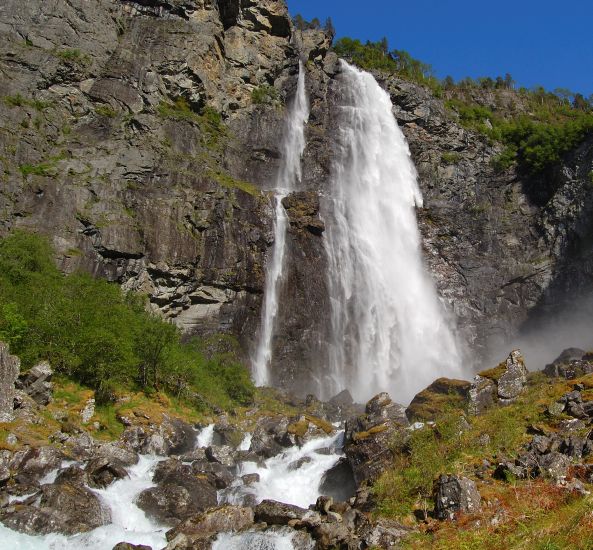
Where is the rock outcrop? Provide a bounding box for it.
[16,361,53,406]
[469,349,528,414]
[0,342,20,422]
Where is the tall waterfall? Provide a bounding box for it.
[252,63,309,386]
[323,61,463,403]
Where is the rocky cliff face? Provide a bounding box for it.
[1,0,591,392]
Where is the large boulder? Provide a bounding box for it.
[343,392,408,484]
[469,350,528,414]
[433,474,481,520]
[254,499,310,525]
[406,377,471,421]
[0,342,20,422]
[166,505,254,542]
[85,457,128,488]
[1,481,111,535]
[16,361,53,406]
[319,458,357,502]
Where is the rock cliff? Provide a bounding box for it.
[1,0,592,393]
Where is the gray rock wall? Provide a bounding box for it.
[0,0,591,392]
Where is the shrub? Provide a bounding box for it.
[251,85,280,105]
[0,231,255,410]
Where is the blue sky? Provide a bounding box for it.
[287,0,593,96]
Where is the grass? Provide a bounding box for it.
[441,152,462,165]
[54,48,91,67]
[207,168,259,196]
[3,94,52,111]
[251,85,280,105]
[95,105,117,118]
[374,371,581,520]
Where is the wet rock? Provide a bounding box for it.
[136,484,198,525]
[433,474,481,520]
[165,505,254,541]
[205,445,236,468]
[16,361,53,406]
[344,392,408,484]
[11,446,63,481]
[112,543,152,550]
[241,473,260,485]
[406,377,471,421]
[0,342,20,422]
[249,416,291,458]
[121,417,196,456]
[85,457,128,488]
[285,414,335,446]
[147,459,218,518]
[282,191,325,236]
[2,481,111,535]
[55,465,88,486]
[288,456,312,471]
[319,458,357,502]
[191,460,234,489]
[254,499,309,525]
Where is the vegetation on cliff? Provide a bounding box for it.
[332,36,593,176]
[0,231,254,410]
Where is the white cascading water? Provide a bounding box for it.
[252,62,310,386]
[322,61,464,404]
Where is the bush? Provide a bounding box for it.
[251,85,279,105]
[0,231,254,410]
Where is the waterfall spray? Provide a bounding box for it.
[323,61,464,403]
[253,63,309,386]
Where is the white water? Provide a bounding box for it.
[196,423,215,448]
[220,432,342,509]
[322,61,464,404]
[252,62,310,386]
[0,455,167,550]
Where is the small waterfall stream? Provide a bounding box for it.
[322,61,464,403]
[252,62,310,386]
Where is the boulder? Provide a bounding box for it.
[344,392,408,484]
[136,484,198,525]
[254,499,309,525]
[0,342,20,422]
[85,457,128,488]
[249,416,291,458]
[112,543,152,550]
[469,350,528,414]
[15,361,53,406]
[165,505,254,541]
[433,474,481,520]
[406,378,471,421]
[205,445,236,468]
[11,446,63,481]
[319,458,357,502]
[1,481,111,535]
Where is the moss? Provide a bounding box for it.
[95,105,117,118]
[287,419,309,437]
[54,48,91,67]
[353,423,389,441]
[441,152,461,165]
[251,85,280,105]
[305,414,334,434]
[208,168,260,196]
[478,361,507,382]
[4,94,52,111]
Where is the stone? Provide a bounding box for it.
[80,398,95,423]
[254,499,309,525]
[85,457,128,488]
[537,452,571,480]
[319,458,357,502]
[433,474,481,520]
[344,392,408,485]
[136,484,198,525]
[15,361,53,406]
[12,446,63,480]
[165,505,254,541]
[205,445,236,468]
[469,350,528,414]
[0,342,20,422]
[112,543,152,550]
[1,481,111,535]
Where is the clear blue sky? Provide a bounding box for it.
[287,0,593,96]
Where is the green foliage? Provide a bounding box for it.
[332,37,442,94]
[441,152,461,165]
[157,99,227,151]
[55,48,91,67]
[251,85,280,105]
[95,104,117,118]
[19,153,67,178]
[0,231,255,411]
[3,94,51,111]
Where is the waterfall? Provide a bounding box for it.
[252,62,310,386]
[322,61,463,404]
